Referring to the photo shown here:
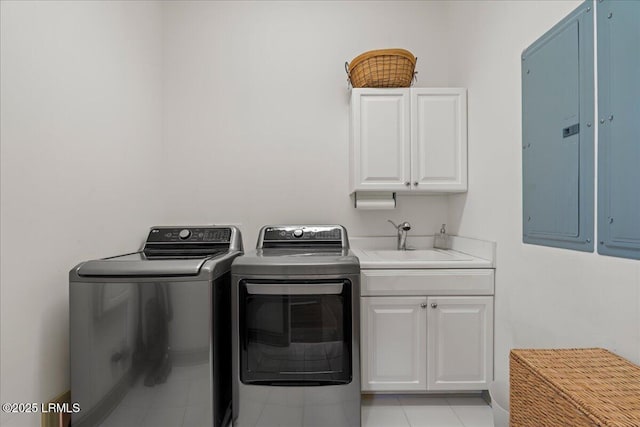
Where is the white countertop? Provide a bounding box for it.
[350,235,495,269]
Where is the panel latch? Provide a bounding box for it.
[563,123,580,138]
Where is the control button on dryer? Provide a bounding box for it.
[293,229,304,238]
[179,229,192,240]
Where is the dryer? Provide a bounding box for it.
[231,225,360,427]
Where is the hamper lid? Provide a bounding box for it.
[511,348,640,427]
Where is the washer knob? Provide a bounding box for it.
[293,229,304,238]
[179,229,191,240]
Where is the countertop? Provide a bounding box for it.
[350,235,495,269]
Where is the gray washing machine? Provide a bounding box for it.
[69,226,242,427]
[231,225,360,427]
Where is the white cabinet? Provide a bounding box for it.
[426,296,493,391]
[360,272,494,393]
[361,296,427,391]
[350,88,467,193]
[411,89,468,192]
[350,89,411,191]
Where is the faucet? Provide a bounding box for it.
[387,220,412,250]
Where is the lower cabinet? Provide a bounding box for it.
[361,295,494,392]
[426,296,494,391]
[361,296,427,391]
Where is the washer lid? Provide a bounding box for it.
[76,253,208,277]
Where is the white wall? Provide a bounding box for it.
[4,2,638,423]
[0,2,164,425]
[445,0,640,382]
[1,2,453,424]
[161,1,452,247]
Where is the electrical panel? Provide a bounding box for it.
[597,0,640,260]
[522,3,594,252]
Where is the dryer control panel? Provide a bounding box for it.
[259,225,348,249]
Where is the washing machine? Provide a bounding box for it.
[231,225,360,427]
[69,225,242,427]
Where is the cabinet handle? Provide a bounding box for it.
[404,182,410,186]
[431,303,438,309]
[420,303,427,308]
[413,182,419,186]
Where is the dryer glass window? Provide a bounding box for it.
[239,280,352,386]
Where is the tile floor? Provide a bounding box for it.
[96,361,494,427]
[98,364,213,427]
[363,395,494,427]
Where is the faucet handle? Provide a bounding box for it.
[388,219,411,231]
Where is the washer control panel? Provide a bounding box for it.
[146,227,232,243]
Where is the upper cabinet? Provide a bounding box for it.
[350,88,467,194]
[350,89,411,192]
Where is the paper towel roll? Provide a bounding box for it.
[354,193,396,210]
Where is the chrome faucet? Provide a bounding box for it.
[387,220,412,250]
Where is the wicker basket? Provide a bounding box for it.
[510,348,640,427]
[346,49,417,88]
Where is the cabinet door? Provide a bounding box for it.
[427,296,493,391]
[361,296,427,391]
[351,89,411,192]
[411,88,467,192]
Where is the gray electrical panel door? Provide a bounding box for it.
[597,0,640,260]
[522,2,594,251]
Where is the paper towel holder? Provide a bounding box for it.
[353,192,397,210]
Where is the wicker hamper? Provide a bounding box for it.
[510,348,640,427]
[346,48,416,88]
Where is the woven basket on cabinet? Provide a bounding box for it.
[345,48,417,88]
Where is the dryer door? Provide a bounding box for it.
[239,279,353,386]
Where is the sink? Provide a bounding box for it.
[361,249,474,261]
